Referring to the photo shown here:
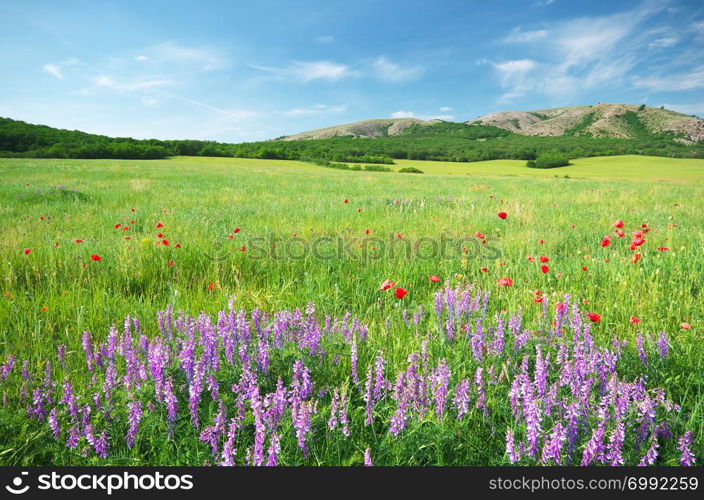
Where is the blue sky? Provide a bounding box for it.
[1,0,703,142]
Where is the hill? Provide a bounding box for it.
[281,118,430,140]
[469,103,704,144]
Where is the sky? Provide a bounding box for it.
[1,0,703,142]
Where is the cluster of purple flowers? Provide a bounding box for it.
[0,286,697,466]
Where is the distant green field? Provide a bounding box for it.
[393,155,704,181]
[0,155,702,466]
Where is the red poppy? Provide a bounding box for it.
[114,224,122,229]
[357,208,361,213]
[90,254,101,261]
[480,267,489,273]
[582,266,587,271]
[234,228,240,233]
[39,216,45,220]
[24,248,31,255]
[657,247,669,252]
[613,220,624,229]
[75,239,83,243]
[539,256,549,263]
[614,229,625,238]
[629,316,641,325]
[168,260,174,267]
[587,313,601,323]
[175,244,181,249]
[497,211,507,220]
[208,282,215,291]
[343,199,348,204]
[240,246,246,251]
[429,275,441,283]
[600,237,611,248]
[156,222,164,228]
[162,240,170,246]
[527,255,535,263]
[538,239,545,245]
[157,233,163,239]
[534,296,544,303]
[378,279,395,291]
[681,322,691,330]
[395,287,408,299]
[365,228,370,235]
[123,226,129,231]
[475,231,485,239]
[631,253,641,264]
[497,277,513,287]
[228,235,234,240]
[130,220,135,224]
[540,265,549,274]
[397,234,403,239]
[632,237,645,247]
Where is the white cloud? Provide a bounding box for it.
[503,28,548,43]
[372,56,424,83]
[42,63,63,80]
[146,41,229,71]
[253,60,357,82]
[134,55,148,62]
[648,36,678,48]
[93,75,174,92]
[633,68,704,91]
[391,110,415,118]
[439,106,453,112]
[279,104,348,116]
[391,110,454,121]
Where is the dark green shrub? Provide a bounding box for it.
[398,167,423,174]
[526,160,536,168]
[533,152,570,168]
[363,164,391,172]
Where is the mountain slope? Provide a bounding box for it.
[469,103,704,143]
[281,118,435,140]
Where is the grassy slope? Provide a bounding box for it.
[0,155,702,464]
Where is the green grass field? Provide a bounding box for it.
[0,155,702,466]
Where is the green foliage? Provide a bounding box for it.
[363,164,392,172]
[533,152,570,168]
[398,167,424,174]
[525,160,536,168]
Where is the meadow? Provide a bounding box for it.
[0,155,702,466]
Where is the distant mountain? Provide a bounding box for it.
[283,104,704,144]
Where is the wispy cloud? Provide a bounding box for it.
[279,104,348,117]
[492,2,671,102]
[93,75,174,92]
[633,68,704,91]
[658,102,704,116]
[391,110,454,121]
[252,60,358,82]
[648,36,678,48]
[144,41,230,71]
[42,63,63,80]
[372,56,424,83]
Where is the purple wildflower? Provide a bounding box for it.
[677,432,696,466]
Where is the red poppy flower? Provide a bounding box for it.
[497,277,513,287]
[234,228,240,233]
[629,316,641,325]
[75,239,83,243]
[156,222,164,228]
[40,216,45,220]
[540,265,549,274]
[538,239,545,245]
[497,211,507,220]
[130,220,135,224]
[175,244,181,249]
[632,237,645,247]
[343,199,348,204]
[365,228,370,235]
[429,275,441,283]
[357,208,361,212]
[168,260,174,266]
[378,279,395,291]
[240,246,246,251]
[114,224,122,229]
[657,247,669,252]
[208,282,215,291]
[24,248,31,255]
[614,229,625,238]
[539,256,549,263]
[527,255,535,263]
[123,226,129,231]
[162,239,169,246]
[587,313,601,323]
[681,322,691,330]
[534,296,544,303]
[613,220,624,229]
[480,267,489,273]
[534,289,542,295]
[601,237,611,248]
[475,231,485,239]
[90,254,101,261]
[228,235,234,240]
[582,266,587,271]
[157,233,163,239]
[395,287,408,299]
[631,253,641,264]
